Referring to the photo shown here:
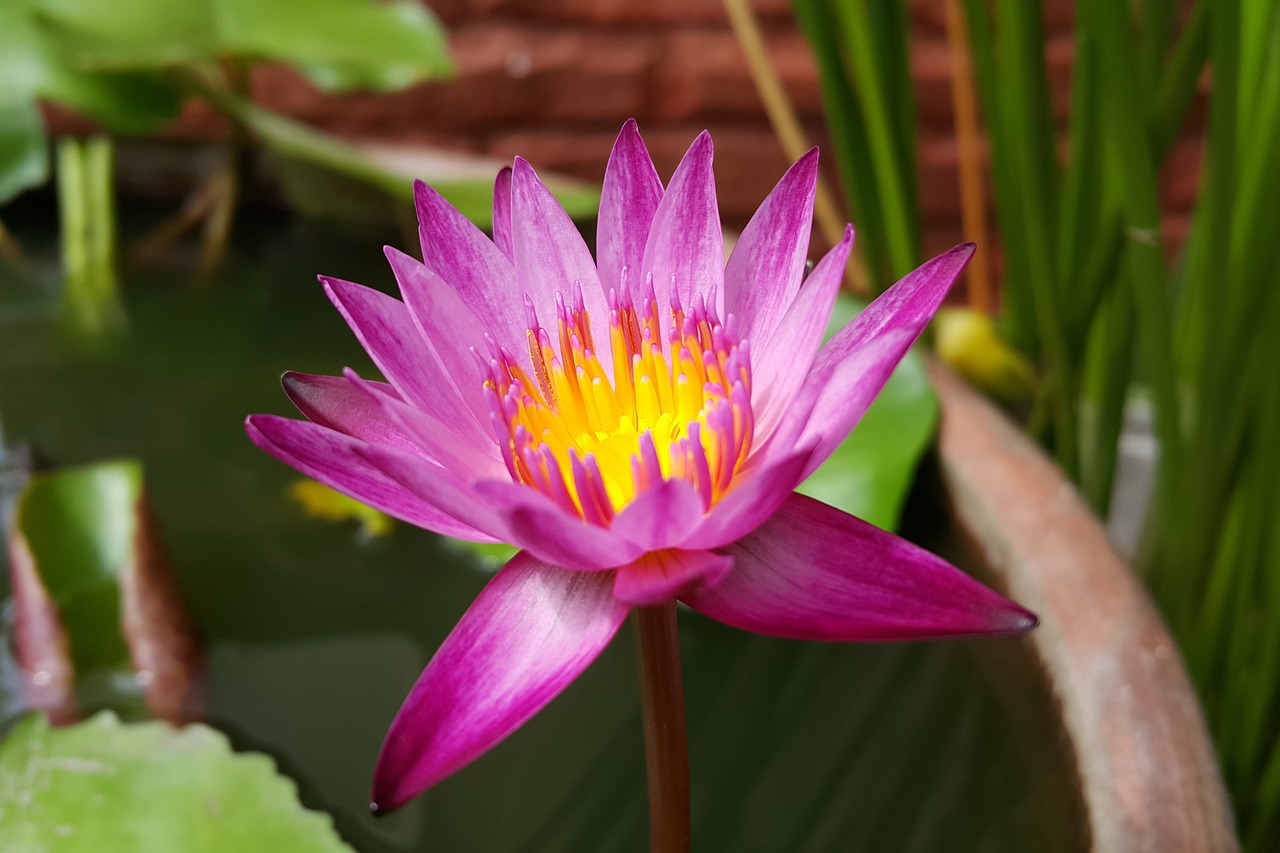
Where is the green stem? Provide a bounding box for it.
[632,601,690,853]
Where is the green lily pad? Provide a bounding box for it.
[797,294,939,530]
[0,712,354,852]
[8,459,202,721]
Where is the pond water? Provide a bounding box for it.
[0,204,1076,851]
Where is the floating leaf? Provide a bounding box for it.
[0,712,355,852]
[7,460,202,722]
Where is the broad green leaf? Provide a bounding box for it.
[0,98,48,205]
[38,0,451,91]
[217,0,452,92]
[0,712,354,852]
[0,0,182,133]
[9,460,201,721]
[797,294,939,531]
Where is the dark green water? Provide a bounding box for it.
[0,207,1074,851]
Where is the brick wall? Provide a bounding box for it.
[62,0,1204,263]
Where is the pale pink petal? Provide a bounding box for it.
[474,480,645,570]
[610,477,706,550]
[371,553,630,812]
[773,244,973,479]
[597,119,663,302]
[245,415,498,542]
[414,179,524,351]
[723,148,819,346]
[355,442,510,540]
[750,225,852,444]
[640,131,724,330]
[679,447,814,550]
[682,493,1037,640]
[492,166,514,260]
[321,276,481,435]
[510,158,613,374]
[385,246,501,419]
[281,372,417,452]
[613,549,732,606]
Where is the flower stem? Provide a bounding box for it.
[632,601,690,853]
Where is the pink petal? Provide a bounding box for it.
[680,447,814,550]
[597,119,663,303]
[613,549,732,606]
[245,415,499,542]
[610,477,706,550]
[492,166,514,260]
[281,372,417,452]
[371,553,630,811]
[723,148,819,347]
[682,493,1037,640]
[510,158,613,373]
[342,368,504,482]
[641,131,724,331]
[385,246,499,420]
[355,441,509,540]
[474,479,645,570]
[750,225,852,443]
[414,179,524,352]
[321,276,481,436]
[776,244,973,479]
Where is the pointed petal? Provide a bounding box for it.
[355,441,508,539]
[680,447,814,550]
[613,549,732,606]
[385,246,495,422]
[492,166,514,260]
[371,553,630,811]
[474,480,645,570]
[641,131,723,330]
[321,276,481,435]
[683,493,1037,640]
[414,179,524,351]
[723,148,819,345]
[510,158,613,373]
[751,226,851,443]
[281,372,417,452]
[597,119,663,302]
[610,477,706,550]
[245,415,498,542]
[775,244,973,479]
[343,368,504,482]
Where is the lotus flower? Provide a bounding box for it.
[245,121,1036,812]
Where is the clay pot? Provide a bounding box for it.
[923,361,1237,852]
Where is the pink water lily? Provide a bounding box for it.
[246,121,1035,813]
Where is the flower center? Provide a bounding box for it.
[482,278,754,523]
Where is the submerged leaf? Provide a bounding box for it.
[0,712,354,852]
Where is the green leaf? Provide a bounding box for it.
[37,0,451,91]
[217,0,452,92]
[10,459,202,721]
[796,295,939,530]
[0,712,354,852]
[0,0,182,133]
[0,97,48,205]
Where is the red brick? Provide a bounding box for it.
[651,28,822,122]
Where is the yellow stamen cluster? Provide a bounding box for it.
[482,282,754,523]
